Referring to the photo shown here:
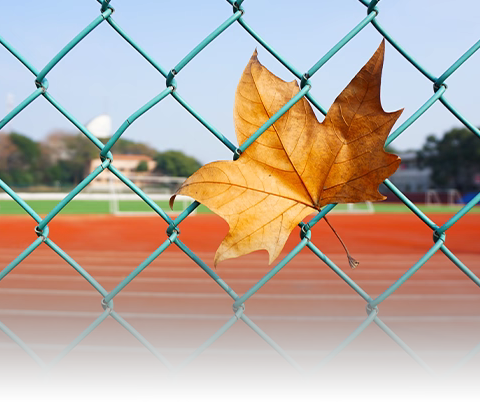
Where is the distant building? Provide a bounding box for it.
[386,152,431,193]
[88,154,156,190]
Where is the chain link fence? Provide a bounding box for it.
[0,0,479,374]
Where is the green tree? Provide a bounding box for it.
[154,151,202,177]
[384,145,397,154]
[9,132,41,165]
[0,132,42,185]
[0,134,17,173]
[135,160,149,172]
[63,134,98,184]
[98,137,158,157]
[41,132,97,185]
[417,127,480,191]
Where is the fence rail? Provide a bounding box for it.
[0,0,479,374]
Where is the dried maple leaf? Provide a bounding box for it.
[171,41,402,266]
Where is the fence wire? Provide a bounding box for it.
[0,0,479,374]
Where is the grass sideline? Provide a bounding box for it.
[0,199,210,215]
[0,199,478,216]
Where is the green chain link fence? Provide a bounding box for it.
[1,0,479,374]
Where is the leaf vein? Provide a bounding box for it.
[220,202,299,256]
[179,181,314,209]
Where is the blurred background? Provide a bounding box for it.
[0,0,480,207]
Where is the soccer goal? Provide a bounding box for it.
[106,174,196,216]
[425,189,463,206]
[329,201,375,214]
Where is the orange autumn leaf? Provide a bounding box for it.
[171,41,402,266]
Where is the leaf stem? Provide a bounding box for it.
[323,216,359,269]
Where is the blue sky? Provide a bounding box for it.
[1,0,479,163]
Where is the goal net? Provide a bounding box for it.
[425,189,463,206]
[328,201,375,214]
[105,174,196,216]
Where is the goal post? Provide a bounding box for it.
[346,201,375,214]
[426,189,463,206]
[107,174,196,216]
[447,189,462,206]
[425,189,442,206]
[328,201,375,214]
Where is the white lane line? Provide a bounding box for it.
[1,250,440,259]
[1,251,477,263]
[0,288,479,300]
[2,273,476,286]
[0,254,478,269]
[0,263,477,277]
[0,342,471,357]
[0,309,479,322]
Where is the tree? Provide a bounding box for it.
[0,132,42,186]
[417,127,480,191]
[42,131,97,185]
[0,134,17,172]
[0,131,203,186]
[62,134,98,184]
[154,151,202,177]
[9,132,41,165]
[384,145,397,154]
[98,137,158,157]
[135,160,149,172]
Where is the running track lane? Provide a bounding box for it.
[0,215,480,397]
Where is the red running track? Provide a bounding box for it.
[0,214,480,399]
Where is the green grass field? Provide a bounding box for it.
[0,199,478,216]
[0,199,211,215]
